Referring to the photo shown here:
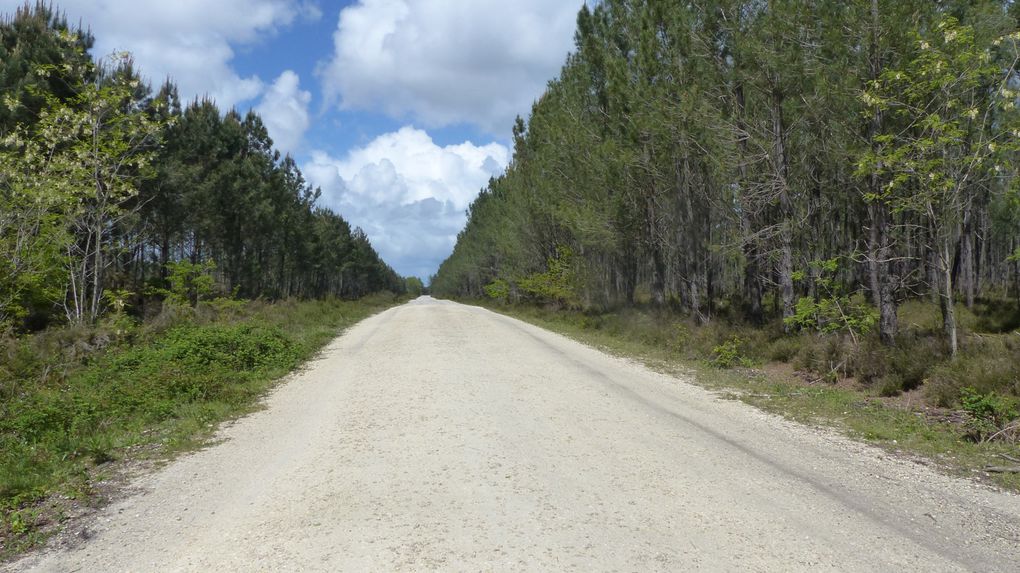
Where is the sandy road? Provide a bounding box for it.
[7,296,1020,572]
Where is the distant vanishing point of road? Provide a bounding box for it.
[8,296,1020,572]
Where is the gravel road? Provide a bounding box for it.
[7,296,1020,572]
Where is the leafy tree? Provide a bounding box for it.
[859,17,1020,355]
[404,277,425,296]
[0,151,67,327]
[785,258,878,347]
[0,3,405,331]
[518,246,578,307]
[2,52,164,325]
[153,259,218,308]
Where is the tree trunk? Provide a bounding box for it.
[650,246,666,307]
[679,156,703,320]
[939,235,958,357]
[927,223,940,304]
[960,203,975,308]
[867,0,897,346]
[643,140,666,307]
[976,203,988,297]
[1013,237,1020,305]
[90,215,104,323]
[868,203,882,308]
[734,82,763,323]
[771,86,795,330]
[621,253,637,305]
[874,202,898,346]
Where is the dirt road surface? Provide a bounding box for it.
[7,297,1020,572]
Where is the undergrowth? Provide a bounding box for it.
[473,297,1020,491]
[0,293,402,558]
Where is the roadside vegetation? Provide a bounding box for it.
[475,297,1020,492]
[0,3,413,559]
[0,292,403,558]
[432,0,1020,487]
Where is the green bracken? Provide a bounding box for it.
[0,294,402,557]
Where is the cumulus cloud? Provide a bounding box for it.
[0,0,319,109]
[304,127,510,278]
[318,0,582,134]
[256,70,312,155]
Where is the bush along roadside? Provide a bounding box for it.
[0,293,404,558]
[469,299,1020,492]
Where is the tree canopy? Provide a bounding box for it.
[432,0,1020,356]
[0,2,404,330]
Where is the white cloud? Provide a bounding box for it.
[256,70,312,155]
[304,127,509,278]
[0,0,319,110]
[319,0,582,134]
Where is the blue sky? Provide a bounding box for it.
[0,0,584,280]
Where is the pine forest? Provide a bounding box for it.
[433,0,1020,406]
[1,3,404,333]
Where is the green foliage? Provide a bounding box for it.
[0,7,96,326]
[960,387,1019,442]
[0,210,65,327]
[99,288,136,343]
[669,323,691,353]
[856,16,1020,354]
[0,7,405,334]
[1,50,166,326]
[1,322,297,473]
[0,295,402,553]
[784,258,877,342]
[483,278,510,301]
[927,335,1020,406]
[517,246,577,306]
[0,3,95,132]
[159,323,293,371]
[404,276,425,296]
[858,18,1017,206]
[152,260,218,308]
[710,336,751,369]
[205,296,247,319]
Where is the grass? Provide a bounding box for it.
[0,293,404,558]
[470,299,1020,492]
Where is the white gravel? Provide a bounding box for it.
[7,296,1020,572]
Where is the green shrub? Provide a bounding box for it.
[150,259,219,307]
[668,323,691,353]
[877,374,906,397]
[889,343,935,391]
[710,336,751,369]
[848,341,888,385]
[765,336,802,362]
[793,338,821,372]
[517,246,578,307]
[972,298,1020,333]
[158,324,293,371]
[784,258,877,341]
[578,314,604,330]
[927,340,1020,407]
[959,387,1019,442]
[203,297,248,321]
[0,296,400,523]
[483,279,510,302]
[850,337,935,391]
